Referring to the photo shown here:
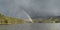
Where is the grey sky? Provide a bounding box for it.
[0,0,60,18]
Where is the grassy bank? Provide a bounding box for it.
[0,13,25,24]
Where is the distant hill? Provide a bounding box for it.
[32,16,60,23]
[1,13,60,23]
[0,13,26,24]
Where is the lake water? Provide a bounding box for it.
[0,23,60,30]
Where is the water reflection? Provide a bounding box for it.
[0,23,60,30]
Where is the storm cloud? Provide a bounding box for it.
[0,0,60,18]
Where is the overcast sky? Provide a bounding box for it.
[0,0,60,18]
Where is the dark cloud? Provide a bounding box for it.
[0,0,60,18]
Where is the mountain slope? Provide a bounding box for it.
[0,13,25,24]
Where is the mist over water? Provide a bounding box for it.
[0,0,60,18]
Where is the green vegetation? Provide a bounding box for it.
[1,13,60,23]
[32,17,60,23]
[0,13,25,24]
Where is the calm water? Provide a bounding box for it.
[0,23,60,30]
